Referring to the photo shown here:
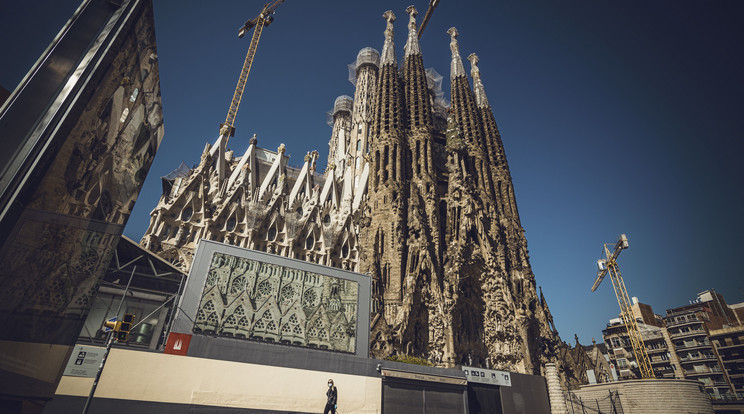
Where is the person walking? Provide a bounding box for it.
[324,378,338,414]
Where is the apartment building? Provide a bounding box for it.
[709,325,744,398]
[664,305,731,398]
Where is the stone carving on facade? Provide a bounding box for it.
[193,252,358,352]
[140,8,587,386]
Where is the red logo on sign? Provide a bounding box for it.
[164,333,192,356]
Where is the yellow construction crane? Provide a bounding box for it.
[417,0,440,39]
[220,0,285,139]
[592,234,654,379]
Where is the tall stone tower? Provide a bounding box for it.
[141,6,582,381]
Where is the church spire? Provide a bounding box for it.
[380,11,397,67]
[467,53,489,108]
[447,27,491,195]
[373,10,405,138]
[403,6,421,57]
[447,27,466,80]
[403,5,433,134]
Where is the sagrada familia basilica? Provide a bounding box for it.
[140,6,590,383]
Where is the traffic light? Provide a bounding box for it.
[116,314,135,342]
[103,318,118,331]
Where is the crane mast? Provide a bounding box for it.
[592,234,654,379]
[417,0,440,38]
[220,0,285,138]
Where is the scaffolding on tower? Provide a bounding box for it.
[592,234,654,379]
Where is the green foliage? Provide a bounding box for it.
[385,354,434,366]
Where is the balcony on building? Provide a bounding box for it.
[684,366,724,377]
[674,339,712,351]
[665,313,704,328]
[669,326,708,340]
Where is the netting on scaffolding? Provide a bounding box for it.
[162,162,191,181]
[348,47,380,86]
[326,95,354,126]
[426,67,450,119]
[244,196,269,229]
[284,213,301,240]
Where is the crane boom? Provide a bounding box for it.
[417,0,440,39]
[592,234,654,379]
[221,0,285,137]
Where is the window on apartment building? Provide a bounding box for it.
[661,353,670,361]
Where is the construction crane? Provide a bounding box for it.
[417,0,440,39]
[220,0,285,139]
[592,234,654,379]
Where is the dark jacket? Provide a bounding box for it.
[326,386,337,405]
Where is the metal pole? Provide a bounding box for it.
[161,271,185,350]
[569,392,575,414]
[82,266,135,414]
[129,294,174,331]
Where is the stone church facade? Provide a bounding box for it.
[141,6,585,382]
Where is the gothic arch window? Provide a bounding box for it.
[308,319,324,338]
[224,314,237,326]
[267,224,277,241]
[415,141,421,175]
[423,141,428,172]
[380,231,385,256]
[182,206,193,221]
[333,326,346,339]
[383,145,389,182]
[305,233,315,250]
[392,145,397,180]
[205,312,218,325]
[238,317,250,328]
[234,305,246,316]
[226,215,237,231]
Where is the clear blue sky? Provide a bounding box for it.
[2,0,743,346]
